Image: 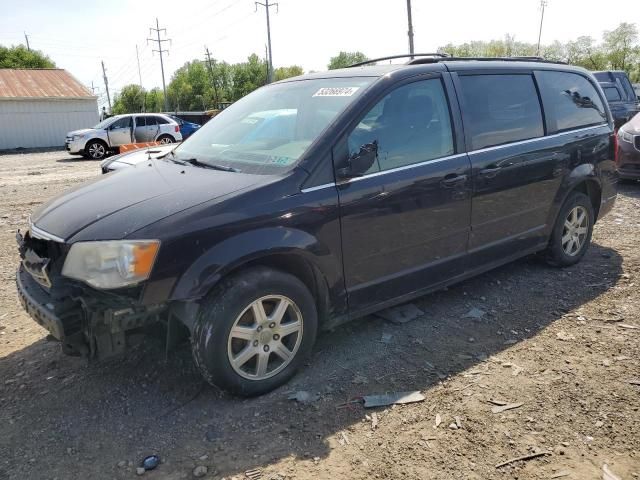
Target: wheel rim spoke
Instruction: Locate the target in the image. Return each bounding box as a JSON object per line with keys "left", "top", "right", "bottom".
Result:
{"left": 278, "top": 320, "right": 301, "bottom": 338}
{"left": 251, "top": 300, "right": 268, "bottom": 324}
{"left": 256, "top": 352, "right": 270, "bottom": 377}
{"left": 231, "top": 346, "right": 256, "bottom": 369}
{"left": 270, "top": 298, "right": 290, "bottom": 325}
{"left": 230, "top": 325, "right": 255, "bottom": 341}
{"left": 273, "top": 342, "right": 293, "bottom": 362}
{"left": 575, "top": 226, "right": 587, "bottom": 235}
{"left": 562, "top": 233, "right": 571, "bottom": 246}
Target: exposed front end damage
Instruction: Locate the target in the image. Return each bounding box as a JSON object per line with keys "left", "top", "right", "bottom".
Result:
{"left": 16, "top": 230, "right": 167, "bottom": 360}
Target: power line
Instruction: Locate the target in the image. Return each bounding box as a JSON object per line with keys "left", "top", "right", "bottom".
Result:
{"left": 255, "top": 0, "right": 278, "bottom": 83}
{"left": 406, "top": 0, "right": 415, "bottom": 58}
{"left": 147, "top": 18, "right": 171, "bottom": 111}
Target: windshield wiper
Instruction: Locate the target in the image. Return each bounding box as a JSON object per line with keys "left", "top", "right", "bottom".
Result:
{"left": 166, "top": 151, "right": 240, "bottom": 172}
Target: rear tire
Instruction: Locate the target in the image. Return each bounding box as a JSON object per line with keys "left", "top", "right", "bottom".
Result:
{"left": 544, "top": 191, "right": 594, "bottom": 267}
{"left": 157, "top": 135, "right": 174, "bottom": 144}
{"left": 191, "top": 267, "right": 318, "bottom": 397}
{"left": 84, "top": 140, "right": 108, "bottom": 160}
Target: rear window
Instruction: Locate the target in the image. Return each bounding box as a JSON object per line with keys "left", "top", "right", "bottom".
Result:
{"left": 536, "top": 71, "right": 607, "bottom": 133}
{"left": 459, "top": 74, "right": 544, "bottom": 150}
{"left": 155, "top": 116, "right": 168, "bottom": 125}
{"left": 603, "top": 86, "right": 622, "bottom": 102}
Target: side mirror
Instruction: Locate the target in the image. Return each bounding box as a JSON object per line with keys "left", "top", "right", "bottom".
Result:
{"left": 337, "top": 141, "right": 378, "bottom": 179}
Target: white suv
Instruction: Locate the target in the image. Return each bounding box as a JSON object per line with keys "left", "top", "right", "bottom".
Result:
{"left": 65, "top": 113, "right": 183, "bottom": 160}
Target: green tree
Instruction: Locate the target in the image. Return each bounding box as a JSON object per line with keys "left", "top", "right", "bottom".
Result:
{"left": 167, "top": 60, "right": 212, "bottom": 111}
{"left": 112, "top": 84, "right": 146, "bottom": 114}
{"left": 603, "top": 23, "right": 640, "bottom": 71}
{"left": 274, "top": 65, "right": 303, "bottom": 81}
{"left": 230, "top": 54, "right": 268, "bottom": 100}
{"left": 0, "top": 44, "right": 55, "bottom": 68}
{"left": 145, "top": 88, "right": 165, "bottom": 112}
{"left": 328, "top": 51, "right": 368, "bottom": 69}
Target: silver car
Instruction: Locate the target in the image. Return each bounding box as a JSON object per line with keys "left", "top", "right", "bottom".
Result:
{"left": 65, "top": 113, "right": 183, "bottom": 160}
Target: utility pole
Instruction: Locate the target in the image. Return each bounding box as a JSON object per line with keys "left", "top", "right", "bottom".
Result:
{"left": 536, "top": 0, "right": 548, "bottom": 56}
{"left": 24, "top": 32, "right": 30, "bottom": 51}
{"left": 204, "top": 46, "right": 220, "bottom": 107}
{"left": 255, "top": 0, "right": 278, "bottom": 83}
{"left": 406, "top": 0, "right": 415, "bottom": 58}
{"left": 148, "top": 18, "right": 170, "bottom": 111}
{"left": 101, "top": 60, "right": 112, "bottom": 113}
{"left": 90, "top": 81, "right": 99, "bottom": 95}
{"left": 136, "top": 44, "right": 146, "bottom": 112}
{"left": 264, "top": 44, "right": 269, "bottom": 84}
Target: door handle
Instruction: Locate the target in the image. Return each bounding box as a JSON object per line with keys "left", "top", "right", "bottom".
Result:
{"left": 479, "top": 166, "right": 502, "bottom": 178}
{"left": 441, "top": 173, "right": 467, "bottom": 187}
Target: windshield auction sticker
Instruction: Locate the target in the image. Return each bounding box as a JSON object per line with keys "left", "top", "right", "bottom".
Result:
{"left": 313, "top": 87, "right": 360, "bottom": 97}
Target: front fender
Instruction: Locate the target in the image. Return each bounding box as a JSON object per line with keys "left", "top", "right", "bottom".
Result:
{"left": 170, "top": 227, "right": 342, "bottom": 302}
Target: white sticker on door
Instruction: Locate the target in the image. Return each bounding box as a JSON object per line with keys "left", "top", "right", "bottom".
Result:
{"left": 312, "top": 87, "right": 360, "bottom": 97}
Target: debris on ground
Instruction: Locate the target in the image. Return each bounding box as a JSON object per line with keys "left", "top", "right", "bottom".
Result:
{"left": 338, "top": 431, "right": 350, "bottom": 446}
{"left": 193, "top": 465, "right": 208, "bottom": 478}
{"left": 245, "top": 468, "right": 262, "bottom": 479}
{"left": 618, "top": 323, "right": 639, "bottom": 330}
{"left": 380, "top": 333, "right": 393, "bottom": 344}
{"left": 375, "top": 303, "right": 424, "bottom": 324}
{"left": 602, "top": 464, "right": 622, "bottom": 480}
{"left": 136, "top": 467, "right": 146, "bottom": 476}
{"left": 435, "top": 413, "right": 442, "bottom": 427}
{"left": 556, "top": 331, "right": 575, "bottom": 341}
{"left": 494, "top": 451, "right": 551, "bottom": 468}
{"left": 491, "top": 402, "right": 524, "bottom": 414}
{"left": 462, "top": 307, "right": 486, "bottom": 320}
{"left": 550, "top": 470, "right": 571, "bottom": 478}
{"left": 141, "top": 455, "right": 160, "bottom": 471}
{"left": 370, "top": 412, "right": 379, "bottom": 430}
{"left": 287, "top": 391, "right": 319, "bottom": 403}
{"left": 362, "top": 391, "right": 425, "bottom": 408}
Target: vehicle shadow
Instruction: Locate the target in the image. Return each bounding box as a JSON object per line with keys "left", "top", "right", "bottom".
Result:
{"left": 0, "top": 242, "right": 623, "bottom": 480}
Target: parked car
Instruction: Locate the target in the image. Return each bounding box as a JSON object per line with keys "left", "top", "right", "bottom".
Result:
{"left": 17, "top": 56, "right": 617, "bottom": 396}
{"left": 617, "top": 112, "right": 640, "bottom": 180}
{"left": 100, "top": 144, "right": 175, "bottom": 173}
{"left": 169, "top": 115, "right": 201, "bottom": 139}
{"left": 65, "top": 113, "right": 183, "bottom": 160}
{"left": 593, "top": 70, "right": 640, "bottom": 129}
{"left": 102, "top": 110, "right": 297, "bottom": 172}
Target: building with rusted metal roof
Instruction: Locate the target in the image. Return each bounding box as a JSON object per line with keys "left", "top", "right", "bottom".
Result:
{"left": 0, "top": 68, "right": 98, "bottom": 149}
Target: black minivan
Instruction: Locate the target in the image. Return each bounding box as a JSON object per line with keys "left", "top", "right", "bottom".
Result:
{"left": 17, "top": 56, "right": 617, "bottom": 396}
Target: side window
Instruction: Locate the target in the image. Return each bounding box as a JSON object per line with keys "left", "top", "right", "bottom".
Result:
{"left": 536, "top": 71, "right": 607, "bottom": 133}
{"left": 603, "top": 86, "right": 621, "bottom": 102}
{"left": 111, "top": 116, "right": 132, "bottom": 129}
{"left": 156, "top": 116, "right": 170, "bottom": 125}
{"left": 146, "top": 116, "right": 158, "bottom": 126}
{"left": 134, "top": 116, "right": 146, "bottom": 127}
{"left": 347, "top": 78, "right": 454, "bottom": 173}
{"left": 458, "top": 74, "right": 544, "bottom": 150}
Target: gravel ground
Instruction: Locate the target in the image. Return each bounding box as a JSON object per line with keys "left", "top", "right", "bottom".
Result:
{"left": 0, "top": 150, "right": 638, "bottom": 480}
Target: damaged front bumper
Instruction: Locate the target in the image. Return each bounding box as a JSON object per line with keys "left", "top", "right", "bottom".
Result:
{"left": 16, "top": 265, "right": 167, "bottom": 359}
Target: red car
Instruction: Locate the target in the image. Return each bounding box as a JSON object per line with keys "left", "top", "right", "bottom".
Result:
{"left": 618, "top": 113, "right": 640, "bottom": 180}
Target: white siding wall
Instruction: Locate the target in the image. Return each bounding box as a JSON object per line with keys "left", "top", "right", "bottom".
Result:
{"left": 0, "top": 99, "right": 98, "bottom": 149}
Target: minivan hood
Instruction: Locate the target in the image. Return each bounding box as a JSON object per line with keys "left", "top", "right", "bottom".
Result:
{"left": 30, "top": 159, "right": 267, "bottom": 242}
{"left": 67, "top": 128, "right": 97, "bottom": 137}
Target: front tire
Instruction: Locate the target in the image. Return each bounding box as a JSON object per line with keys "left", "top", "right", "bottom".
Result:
{"left": 191, "top": 267, "right": 318, "bottom": 396}
{"left": 84, "top": 140, "right": 108, "bottom": 160}
{"left": 545, "top": 191, "right": 594, "bottom": 267}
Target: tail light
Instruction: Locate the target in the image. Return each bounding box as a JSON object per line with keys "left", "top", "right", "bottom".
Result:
{"left": 175, "top": 125, "right": 180, "bottom": 133}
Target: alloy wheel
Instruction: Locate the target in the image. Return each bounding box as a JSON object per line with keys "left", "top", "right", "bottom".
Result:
{"left": 227, "top": 295, "right": 303, "bottom": 380}
{"left": 88, "top": 143, "right": 105, "bottom": 159}
{"left": 561, "top": 205, "right": 589, "bottom": 256}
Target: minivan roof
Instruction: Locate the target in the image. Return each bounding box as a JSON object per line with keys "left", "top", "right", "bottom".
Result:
{"left": 282, "top": 59, "right": 591, "bottom": 83}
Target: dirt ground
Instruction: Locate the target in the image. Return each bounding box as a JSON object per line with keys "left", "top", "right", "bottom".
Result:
{"left": 0, "top": 150, "right": 638, "bottom": 480}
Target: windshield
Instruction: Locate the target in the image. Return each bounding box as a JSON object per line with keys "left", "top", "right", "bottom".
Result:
{"left": 92, "top": 117, "right": 118, "bottom": 129}
{"left": 172, "top": 77, "right": 374, "bottom": 174}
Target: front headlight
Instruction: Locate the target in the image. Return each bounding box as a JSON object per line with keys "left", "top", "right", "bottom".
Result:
{"left": 62, "top": 240, "right": 160, "bottom": 289}
{"left": 72, "top": 134, "right": 85, "bottom": 141}
{"left": 619, "top": 129, "right": 633, "bottom": 143}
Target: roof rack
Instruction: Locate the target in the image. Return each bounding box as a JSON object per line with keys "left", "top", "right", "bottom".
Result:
{"left": 407, "top": 55, "right": 567, "bottom": 65}
{"left": 348, "top": 54, "right": 567, "bottom": 68}
{"left": 348, "top": 53, "right": 449, "bottom": 68}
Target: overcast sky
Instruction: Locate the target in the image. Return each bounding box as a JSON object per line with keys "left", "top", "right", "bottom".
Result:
{"left": 1, "top": 0, "right": 638, "bottom": 109}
